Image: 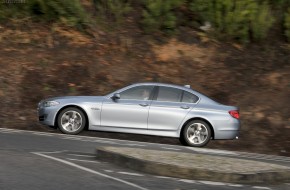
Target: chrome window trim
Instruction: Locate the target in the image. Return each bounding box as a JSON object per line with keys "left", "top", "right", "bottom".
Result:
{"left": 105, "top": 83, "right": 200, "bottom": 104}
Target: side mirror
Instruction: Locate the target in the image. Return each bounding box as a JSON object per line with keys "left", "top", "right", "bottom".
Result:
{"left": 111, "top": 93, "right": 120, "bottom": 100}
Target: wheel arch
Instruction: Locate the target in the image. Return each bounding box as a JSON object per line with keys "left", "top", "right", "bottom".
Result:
{"left": 54, "top": 105, "right": 89, "bottom": 130}
{"left": 180, "top": 117, "right": 215, "bottom": 139}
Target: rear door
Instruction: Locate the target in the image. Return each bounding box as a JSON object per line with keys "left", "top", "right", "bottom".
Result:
{"left": 148, "top": 86, "right": 198, "bottom": 131}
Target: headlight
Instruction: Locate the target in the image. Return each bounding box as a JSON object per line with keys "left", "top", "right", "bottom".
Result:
{"left": 43, "top": 101, "right": 59, "bottom": 107}
{"left": 38, "top": 101, "right": 43, "bottom": 107}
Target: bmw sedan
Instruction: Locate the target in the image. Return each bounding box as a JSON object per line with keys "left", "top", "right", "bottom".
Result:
{"left": 37, "top": 83, "right": 240, "bottom": 147}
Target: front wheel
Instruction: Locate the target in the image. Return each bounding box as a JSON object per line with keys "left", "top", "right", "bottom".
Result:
{"left": 180, "top": 120, "right": 211, "bottom": 147}
{"left": 57, "top": 107, "right": 86, "bottom": 135}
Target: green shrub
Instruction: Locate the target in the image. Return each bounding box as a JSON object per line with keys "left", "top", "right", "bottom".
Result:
{"left": 285, "top": 8, "right": 290, "bottom": 41}
{"left": 190, "top": 0, "right": 274, "bottom": 42}
{"left": 250, "top": 2, "right": 274, "bottom": 40}
{"left": 94, "top": 0, "right": 132, "bottom": 26}
{"left": 269, "top": 0, "right": 289, "bottom": 8}
{"left": 28, "top": 0, "right": 88, "bottom": 27}
{"left": 141, "top": 0, "right": 184, "bottom": 33}
{"left": 0, "top": 3, "right": 29, "bottom": 21}
{"left": 0, "top": 0, "right": 88, "bottom": 28}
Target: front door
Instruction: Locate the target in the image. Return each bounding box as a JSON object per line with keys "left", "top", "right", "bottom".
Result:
{"left": 101, "top": 85, "right": 154, "bottom": 129}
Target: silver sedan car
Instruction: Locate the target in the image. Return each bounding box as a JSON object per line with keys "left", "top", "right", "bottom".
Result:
{"left": 38, "top": 83, "right": 240, "bottom": 147}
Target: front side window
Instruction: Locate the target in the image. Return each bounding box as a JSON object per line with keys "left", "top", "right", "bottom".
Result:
{"left": 182, "top": 91, "right": 199, "bottom": 103}
{"left": 119, "top": 86, "right": 154, "bottom": 100}
{"left": 156, "top": 86, "right": 182, "bottom": 102}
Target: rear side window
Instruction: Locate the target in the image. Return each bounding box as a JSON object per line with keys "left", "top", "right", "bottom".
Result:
{"left": 182, "top": 91, "right": 199, "bottom": 103}
{"left": 156, "top": 86, "right": 182, "bottom": 102}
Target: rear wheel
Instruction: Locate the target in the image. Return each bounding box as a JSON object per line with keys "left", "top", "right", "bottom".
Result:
{"left": 180, "top": 120, "right": 211, "bottom": 147}
{"left": 57, "top": 107, "right": 86, "bottom": 135}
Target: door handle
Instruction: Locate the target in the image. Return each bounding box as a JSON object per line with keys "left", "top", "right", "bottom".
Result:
{"left": 139, "top": 103, "right": 149, "bottom": 107}
{"left": 180, "top": 105, "right": 190, "bottom": 109}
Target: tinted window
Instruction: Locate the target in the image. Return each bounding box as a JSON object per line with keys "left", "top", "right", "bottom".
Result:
{"left": 157, "top": 86, "right": 182, "bottom": 102}
{"left": 120, "top": 86, "right": 154, "bottom": 100}
{"left": 182, "top": 91, "right": 199, "bottom": 103}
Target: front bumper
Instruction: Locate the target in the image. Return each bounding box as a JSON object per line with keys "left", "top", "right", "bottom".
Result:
{"left": 37, "top": 106, "right": 59, "bottom": 126}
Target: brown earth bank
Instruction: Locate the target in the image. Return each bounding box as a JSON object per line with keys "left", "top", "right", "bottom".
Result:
{"left": 0, "top": 19, "right": 289, "bottom": 156}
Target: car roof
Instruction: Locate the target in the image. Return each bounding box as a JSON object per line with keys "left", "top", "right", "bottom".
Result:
{"left": 132, "top": 82, "right": 191, "bottom": 91}
{"left": 107, "top": 82, "right": 195, "bottom": 96}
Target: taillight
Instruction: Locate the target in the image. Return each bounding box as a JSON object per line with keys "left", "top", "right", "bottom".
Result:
{"left": 229, "top": 110, "right": 240, "bottom": 119}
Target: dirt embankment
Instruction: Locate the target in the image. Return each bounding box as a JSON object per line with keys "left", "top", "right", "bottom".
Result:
{"left": 0, "top": 20, "right": 289, "bottom": 156}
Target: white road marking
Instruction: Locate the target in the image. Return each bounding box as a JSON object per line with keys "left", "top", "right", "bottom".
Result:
{"left": 2, "top": 128, "right": 290, "bottom": 163}
{"left": 35, "top": 150, "right": 68, "bottom": 154}
{"left": 77, "top": 139, "right": 96, "bottom": 142}
{"left": 117, "top": 172, "right": 144, "bottom": 176}
{"left": 93, "top": 140, "right": 118, "bottom": 144}
{"left": 252, "top": 186, "right": 271, "bottom": 190}
{"left": 0, "top": 131, "right": 20, "bottom": 134}
{"left": 178, "top": 179, "right": 197, "bottom": 184}
{"left": 104, "top": 170, "right": 114, "bottom": 173}
{"left": 68, "top": 154, "right": 96, "bottom": 158}
{"left": 32, "top": 152, "right": 149, "bottom": 190}
{"left": 65, "top": 137, "right": 119, "bottom": 145}
{"left": 0, "top": 128, "right": 10, "bottom": 130}
{"left": 0, "top": 128, "right": 21, "bottom": 132}
{"left": 199, "top": 181, "right": 226, "bottom": 186}
{"left": 32, "top": 132, "right": 54, "bottom": 136}
{"left": 61, "top": 137, "right": 83, "bottom": 140}
{"left": 32, "top": 131, "right": 56, "bottom": 135}
{"left": 162, "top": 177, "right": 244, "bottom": 188}
{"left": 0, "top": 129, "right": 22, "bottom": 133}
{"left": 161, "top": 147, "right": 181, "bottom": 151}
{"left": 66, "top": 158, "right": 99, "bottom": 163}
{"left": 0, "top": 127, "right": 173, "bottom": 148}
{"left": 155, "top": 176, "right": 179, "bottom": 180}
{"left": 227, "top": 183, "right": 244, "bottom": 187}
{"left": 176, "top": 178, "right": 244, "bottom": 187}
{"left": 124, "top": 144, "right": 146, "bottom": 147}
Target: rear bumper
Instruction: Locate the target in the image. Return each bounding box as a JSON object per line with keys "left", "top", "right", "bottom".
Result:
{"left": 215, "top": 130, "right": 240, "bottom": 140}
{"left": 214, "top": 119, "right": 240, "bottom": 140}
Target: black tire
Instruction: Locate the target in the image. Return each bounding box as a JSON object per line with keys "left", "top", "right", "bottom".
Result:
{"left": 180, "top": 120, "right": 211, "bottom": 147}
{"left": 57, "top": 107, "right": 86, "bottom": 135}
{"left": 179, "top": 134, "right": 188, "bottom": 146}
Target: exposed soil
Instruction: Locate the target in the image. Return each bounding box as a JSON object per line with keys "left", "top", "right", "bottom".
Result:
{"left": 0, "top": 16, "right": 289, "bottom": 156}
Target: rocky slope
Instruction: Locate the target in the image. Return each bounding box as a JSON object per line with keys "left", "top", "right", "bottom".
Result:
{"left": 0, "top": 19, "right": 289, "bottom": 156}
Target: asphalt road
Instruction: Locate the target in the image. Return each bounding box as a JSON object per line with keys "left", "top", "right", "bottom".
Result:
{"left": 0, "top": 127, "right": 290, "bottom": 190}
